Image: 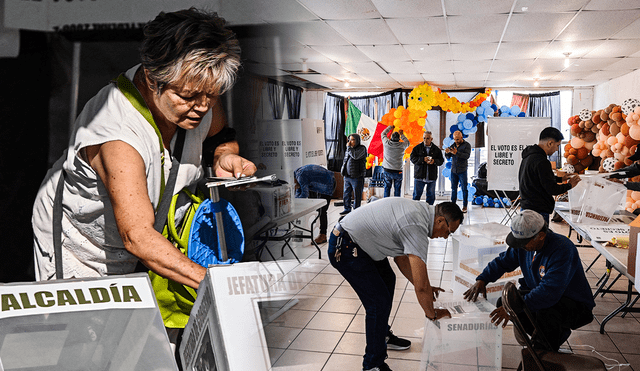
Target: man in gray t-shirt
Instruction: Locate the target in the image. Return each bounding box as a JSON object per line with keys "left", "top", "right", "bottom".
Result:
{"left": 328, "top": 198, "right": 463, "bottom": 371}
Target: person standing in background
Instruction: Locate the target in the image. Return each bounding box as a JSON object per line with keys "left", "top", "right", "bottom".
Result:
{"left": 410, "top": 131, "right": 444, "bottom": 205}
{"left": 340, "top": 133, "right": 367, "bottom": 215}
{"left": 381, "top": 126, "right": 410, "bottom": 197}
{"left": 294, "top": 164, "right": 336, "bottom": 244}
{"left": 445, "top": 130, "right": 471, "bottom": 212}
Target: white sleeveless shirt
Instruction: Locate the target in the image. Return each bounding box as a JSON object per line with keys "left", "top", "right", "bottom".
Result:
{"left": 32, "top": 65, "right": 211, "bottom": 280}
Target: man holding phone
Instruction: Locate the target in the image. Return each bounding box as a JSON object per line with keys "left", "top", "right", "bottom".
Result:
{"left": 411, "top": 131, "right": 444, "bottom": 205}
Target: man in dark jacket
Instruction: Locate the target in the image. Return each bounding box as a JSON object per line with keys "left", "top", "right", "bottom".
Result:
{"left": 410, "top": 131, "right": 444, "bottom": 205}
{"left": 340, "top": 133, "right": 367, "bottom": 215}
{"left": 445, "top": 130, "right": 471, "bottom": 212}
{"left": 519, "top": 127, "right": 580, "bottom": 224}
{"left": 464, "top": 210, "right": 595, "bottom": 352}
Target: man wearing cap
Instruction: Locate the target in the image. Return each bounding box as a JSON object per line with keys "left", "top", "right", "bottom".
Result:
{"left": 519, "top": 127, "right": 580, "bottom": 224}
{"left": 328, "top": 199, "right": 463, "bottom": 371}
{"left": 463, "top": 210, "right": 595, "bottom": 352}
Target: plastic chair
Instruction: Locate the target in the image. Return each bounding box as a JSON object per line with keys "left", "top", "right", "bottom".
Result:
{"left": 501, "top": 282, "right": 606, "bottom": 371}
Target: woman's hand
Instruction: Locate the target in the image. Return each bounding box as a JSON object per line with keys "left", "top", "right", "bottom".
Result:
{"left": 214, "top": 153, "right": 257, "bottom": 178}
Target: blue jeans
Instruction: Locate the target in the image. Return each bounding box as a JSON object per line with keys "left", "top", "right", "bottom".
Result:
{"left": 450, "top": 170, "right": 468, "bottom": 207}
{"left": 343, "top": 176, "right": 364, "bottom": 211}
{"left": 328, "top": 231, "right": 395, "bottom": 370}
{"left": 383, "top": 170, "right": 402, "bottom": 197}
{"left": 413, "top": 179, "right": 436, "bottom": 205}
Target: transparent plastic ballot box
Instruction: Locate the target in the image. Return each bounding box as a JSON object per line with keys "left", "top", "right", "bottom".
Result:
{"left": 452, "top": 269, "right": 520, "bottom": 307}
{"left": 179, "top": 259, "right": 329, "bottom": 371}
{"left": 452, "top": 223, "right": 522, "bottom": 275}
{"left": 421, "top": 299, "right": 502, "bottom": 371}
{"left": 0, "top": 273, "right": 177, "bottom": 371}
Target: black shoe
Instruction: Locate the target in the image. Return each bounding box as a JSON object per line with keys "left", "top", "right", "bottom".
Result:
{"left": 339, "top": 209, "right": 351, "bottom": 215}
{"left": 386, "top": 330, "right": 411, "bottom": 350}
{"left": 363, "top": 363, "right": 392, "bottom": 371}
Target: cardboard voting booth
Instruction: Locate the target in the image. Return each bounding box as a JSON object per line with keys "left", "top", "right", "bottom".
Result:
{"left": 452, "top": 223, "right": 522, "bottom": 305}
{"left": 179, "top": 259, "right": 327, "bottom": 371}
{"left": 0, "top": 274, "right": 177, "bottom": 371}
{"left": 421, "top": 299, "right": 502, "bottom": 371}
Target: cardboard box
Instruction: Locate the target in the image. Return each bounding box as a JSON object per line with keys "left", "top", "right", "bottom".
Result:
{"left": 252, "top": 185, "right": 291, "bottom": 219}
{"left": 629, "top": 217, "right": 640, "bottom": 279}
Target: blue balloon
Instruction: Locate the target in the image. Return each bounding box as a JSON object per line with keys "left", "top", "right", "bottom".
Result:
{"left": 466, "top": 113, "right": 475, "bottom": 120}
{"left": 481, "top": 100, "right": 491, "bottom": 108}
{"left": 500, "top": 105, "right": 509, "bottom": 113}
{"left": 491, "top": 104, "right": 498, "bottom": 111}
{"left": 445, "top": 161, "right": 452, "bottom": 169}
{"left": 463, "top": 119, "right": 473, "bottom": 129}
{"left": 494, "top": 203, "right": 501, "bottom": 208}
{"left": 442, "top": 168, "right": 451, "bottom": 178}
{"left": 450, "top": 125, "right": 458, "bottom": 133}
{"left": 518, "top": 112, "right": 526, "bottom": 117}
{"left": 474, "top": 197, "right": 483, "bottom": 205}
{"left": 457, "top": 114, "right": 466, "bottom": 123}
{"left": 476, "top": 106, "right": 484, "bottom": 115}
{"left": 457, "top": 123, "right": 465, "bottom": 131}
{"left": 483, "top": 201, "right": 489, "bottom": 207}
{"left": 500, "top": 112, "right": 509, "bottom": 117}
{"left": 469, "top": 185, "right": 476, "bottom": 195}
{"left": 462, "top": 128, "right": 471, "bottom": 135}
{"left": 469, "top": 126, "right": 478, "bottom": 134}
{"left": 457, "top": 190, "right": 464, "bottom": 199}
{"left": 485, "top": 108, "right": 494, "bottom": 116}
{"left": 443, "top": 137, "right": 453, "bottom": 147}
{"left": 478, "top": 114, "right": 487, "bottom": 122}
{"left": 510, "top": 105, "right": 521, "bottom": 115}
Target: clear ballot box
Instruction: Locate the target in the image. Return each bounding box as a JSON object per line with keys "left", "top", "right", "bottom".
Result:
{"left": 421, "top": 299, "right": 502, "bottom": 371}
{"left": 0, "top": 274, "right": 177, "bottom": 371}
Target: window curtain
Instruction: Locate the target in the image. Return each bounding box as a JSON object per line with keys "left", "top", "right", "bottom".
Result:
{"left": 511, "top": 93, "right": 530, "bottom": 114}
{"left": 323, "top": 93, "right": 346, "bottom": 171}
{"left": 529, "top": 91, "right": 561, "bottom": 164}
{"left": 267, "top": 82, "right": 285, "bottom": 119}
{"left": 284, "top": 85, "right": 302, "bottom": 119}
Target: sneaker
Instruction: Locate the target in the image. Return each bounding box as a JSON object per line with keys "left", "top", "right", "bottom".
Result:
{"left": 339, "top": 209, "right": 351, "bottom": 215}
{"left": 386, "top": 330, "right": 411, "bottom": 350}
{"left": 364, "top": 363, "right": 392, "bottom": 371}
{"left": 462, "top": 207, "right": 468, "bottom": 213}
{"left": 314, "top": 234, "right": 327, "bottom": 244}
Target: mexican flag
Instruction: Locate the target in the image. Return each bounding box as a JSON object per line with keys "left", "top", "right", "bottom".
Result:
{"left": 345, "top": 101, "right": 378, "bottom": 149}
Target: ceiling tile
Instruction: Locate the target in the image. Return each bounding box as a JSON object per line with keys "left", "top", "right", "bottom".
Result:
{"left": 340, "top": 62, "right": 387, "bottom": 74}
{"left": 447, "top": 14, "right": 509, "bottom": 43}
{"left": 443, "top": 0, "right": 513, "bottom": 15}
{"left": 254, "top": 45, "right": 334, "bottom": 64}
{"left": 271, "top": 22, "right": 349, "bottom": 46}
{"left": 371, "top": 0, "right": 443, "bottom": 18}
{"left": 495, "top": 41, "right": 550, "bottom": 60}
{"left": 526, "top": 59, "right": 565, "bottom": 73}
{"left": 454, "top": 72, "right": 488, "bottom": 81}
{"left": 221, "top": 0, "right": 318, "bottom": 25}
{"left": 612, "top": 18, "right": 640, "bottom": 40}
{"left": 389, "top": 73, "right": 425, "bottom": 83}
{"left": 326, "top": 19, "right": 398, "bottom": 45}
{"left": 538, "top": 40, "right": 604, "bottom": 59}
{"left": 403, "top": 44, "right": 451, "bottom": 61}
{"left": 502, "top": 13, "right": 576, "bottom": 42}
{"left": 550, "top": 71, "right": 593, "bottom": 80}
{"left": 453, "top": 60, "right": 493, "bottom": 73}
{"left": 490, "top": 59, "right": 535, "bottom": 72}
{"left": 565, "top": 58, "right": 622, "bottom": 71}
{"left": 421, "top": 73, "right": 455, "bottom": 81}
{"left": 305, "top": 62, "right": 351, "bottom": 75}
{"left": 583, "top": 39, "right": 640, "bottom": 58}
{"left": 243, "top": 62, "right": 289, "bottom": 76}
{"left": 451, "top": 81, "right": 487, "bottom": 88}
{"left": 296, "top": 0, "right": 380, "bottom": 20}
{"left": 357, "top": 45, "right": 411, "bottom": 62}
{"left": 358, "top": 73, "right": 396, "bottom": 83}
{"left": 386, "top": 17, "right": 448, "bottom": 44}
{"left": 585, "top": 0, "right": 640, "bottom": 10}
{"left": 293, "top": 74, "right": 340, "bottom": 83}
{"left": 516, "top": 0, "right": 590, "bottom": 13}
{"left": 583, "top": 69, "right": 635, "bottom": 81}
{"left": 311, "top": 45, "right": 371, "bottom": 63}
{"left": 413, "top": 61, "right": 455, "bottom": 74}
{"left": 487, "top": 72, "right": 525, "bottom": 81}
{"left": 601, "top": 57, "right": 640, "bottom": 71}
{"left": 379, "top": 61, "right": 420, "bottom": 74}
{"left": 557, "top": 10, "right": 640, "bottom": 41}
{"left": 450, "top": 43, "right": 499, "bottom": 60}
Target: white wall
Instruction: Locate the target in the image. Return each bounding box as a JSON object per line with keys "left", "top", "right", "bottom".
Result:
{"left": 594, "top": 69, "right": 640, "bottom": 109}
{"left": 572, "top": 88, "right": 593, "bottom": 115}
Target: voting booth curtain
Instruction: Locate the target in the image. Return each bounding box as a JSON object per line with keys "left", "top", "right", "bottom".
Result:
{"left": 528, "top": 91, "right": 561, "bottom": 164}
{"left": 322, "top": 89, "right": 407, "bottom": 172}
{"left": 267, "top": 80, "right": 302, "bottom": 120}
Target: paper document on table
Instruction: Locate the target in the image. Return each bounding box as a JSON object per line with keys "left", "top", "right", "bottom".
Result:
{"left": 584, "top": 225, "right": 630, "bottom": 241}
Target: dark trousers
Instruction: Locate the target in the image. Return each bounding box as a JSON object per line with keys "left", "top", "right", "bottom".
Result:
{"left": 328, "top": 229, "right": 395, "bottom": 369}
{"left": 383, "top": 170, "right": 403, "bottom": 197}
{"left": 309, "top": 191, "right": 332, "bottom": 234}
{"left": 497, "top": 290, "right": 593, "bottom": 351}
{"left": 413, "top": 179, "right": 436, "bottom": 205}
{"left": 450, "top": 170, "right": 468, "bottom": 207}
{"left": 343, "top": 176, "right": 364, "bottom": 211}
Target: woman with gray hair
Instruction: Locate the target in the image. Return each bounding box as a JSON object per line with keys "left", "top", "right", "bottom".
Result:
{"left": 32, "top": 9, "right": 255, "bottom": 301}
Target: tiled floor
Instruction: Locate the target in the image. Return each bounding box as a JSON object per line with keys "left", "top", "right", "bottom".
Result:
{"left": 257, "top": 197, "right": 640, "bottom": 370}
